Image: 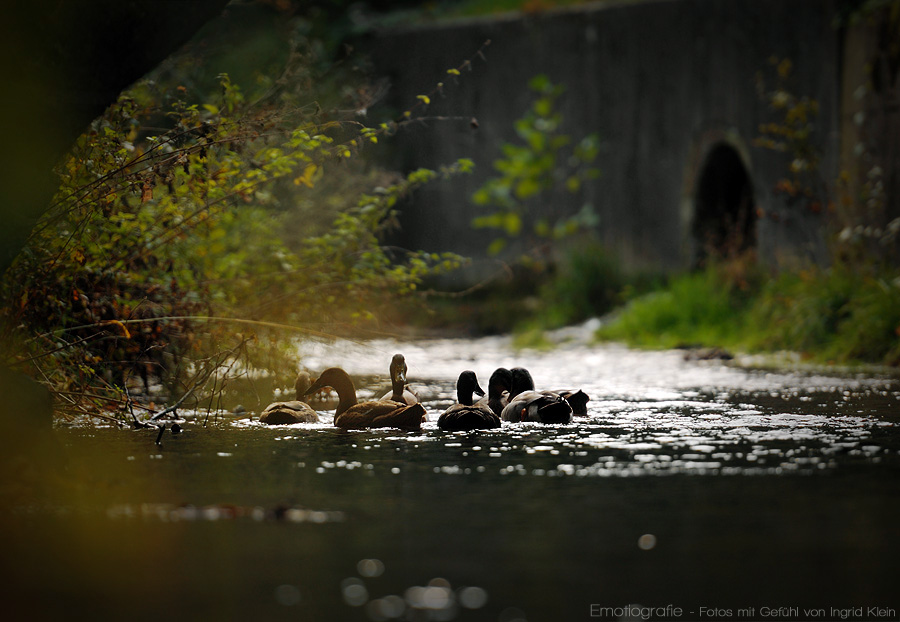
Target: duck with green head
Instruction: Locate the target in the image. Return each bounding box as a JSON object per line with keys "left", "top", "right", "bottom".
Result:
{"left": 501, "top": 367, "right": 573, "bottom": 424}
{"left": 509, "top": 367, "right": 589, "bottom": 416}
{"left": 476, "top": 367, "right": 513, "bottom": 416}
{"left": 439, "top": 370, "right": 501, "bottom": 431}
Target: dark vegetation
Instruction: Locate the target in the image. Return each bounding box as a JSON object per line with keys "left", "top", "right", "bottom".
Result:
{"left": 0, "top": 1, "right": 477, "bottom": 422}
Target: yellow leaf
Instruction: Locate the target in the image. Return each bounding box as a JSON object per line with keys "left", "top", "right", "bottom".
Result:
{"left": 294, "top": 163, "right": 318, "bottom": 188}
{"left": 103, "top": 320, "right": 131, "bottom": 339}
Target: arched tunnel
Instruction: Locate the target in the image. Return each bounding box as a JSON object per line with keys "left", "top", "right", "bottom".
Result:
{"left": 691, "top": 143, "right": 757, "bottom": 265}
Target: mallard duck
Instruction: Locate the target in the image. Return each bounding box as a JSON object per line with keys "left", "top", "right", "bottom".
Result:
{"left": 502, "top": 367, "right": 572, "bottom": 423}
{"left": 510, "top": 367, "right": 590, "bottom": 416}
{"left": 378, "top": 353, "right": 418, "bottom": 404}
{"left": 439, "top": 370, "right": 501, "bottom": 431}
{"left": 476, "top": 367, "right": 513, "bottom": 416}
{"left": 558, "top": 389, "right": 589, "bottom": 416}
{"left": 304, "top": 367, "right": 426, "bottom": 430}
{"left": 500, "top": 389, "right": 573, "bottom": 424}
{"left": 260, "top": 371, "right": 319, "bottom": 424}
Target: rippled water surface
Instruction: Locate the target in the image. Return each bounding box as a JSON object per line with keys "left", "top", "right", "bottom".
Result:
{"left": 4, "top": 328, "right": 900, "bottom": 621}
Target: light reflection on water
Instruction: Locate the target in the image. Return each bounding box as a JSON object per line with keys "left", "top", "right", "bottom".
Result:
{"left": 7, "top": 328, "right": 900, "bottom": 621}
{"left": 271, "top": 328, "right": 899, "bottom": 479}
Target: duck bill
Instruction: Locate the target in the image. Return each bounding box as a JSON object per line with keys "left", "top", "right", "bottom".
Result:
{"left": 303, "top": 379, "right": 323, "bottom": 397}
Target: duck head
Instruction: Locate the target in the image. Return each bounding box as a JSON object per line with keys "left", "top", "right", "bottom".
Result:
{"left": 388, "top": 353, "right": 411, "bottom": 401}
{"left": 510, "top": 367, "right": 535, "bottom": 397}
{"left": 456, "top": 370, "right": 485, "bottom": 406}
{"left": 294, "top": 371, "right": 312, "bottom": 400}
{"left": 390, "top": 353, "right": 408, "bottom": 387}
{"left": 487, "top": 368, "right": 512, "bottom": 400}
{"left": 303, "top": 367, "right": 358, "bottom": 415}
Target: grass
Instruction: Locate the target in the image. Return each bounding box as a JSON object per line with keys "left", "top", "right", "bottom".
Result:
{"left": 392, "top": 236, "right": 900, "bottom": 368}
{"left": 596, "top": 258, "right": 900, "bottom": 367}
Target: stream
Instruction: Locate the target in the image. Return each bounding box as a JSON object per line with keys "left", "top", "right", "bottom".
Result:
{"left": 2, "top": 323, "right": 899, "bottom": 622}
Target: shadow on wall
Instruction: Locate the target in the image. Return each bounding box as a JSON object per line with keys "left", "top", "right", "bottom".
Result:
{"left": 691, "top": 142, "right": 757, "bottom": 266}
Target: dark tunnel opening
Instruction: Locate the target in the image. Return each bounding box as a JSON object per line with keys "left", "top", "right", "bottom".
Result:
{"left": 692, "top": 143, "right": 756, "bottom": 266}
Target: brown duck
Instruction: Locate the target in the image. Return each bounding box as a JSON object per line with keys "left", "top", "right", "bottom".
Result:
{"left": 304, "top": 363, "right": 426, "bottom": 430}
{"left": 259, "top": 371, "right": 319, "bottom": 424}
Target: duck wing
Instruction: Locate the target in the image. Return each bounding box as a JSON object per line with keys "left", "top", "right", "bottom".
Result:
{"left": 260, "top": 401, "right": 319, "bottom": 424}
{"left": 477, "top": 391, "right": 508, "bottom": 417}
{"left": 378, "top": 385, "right": 419, "bottom": 405}
{"left": 336, "top": 400, "right": 425, "bottom": 430}
{"left": 438, "top": 403, "right": 501, "bottom": 431}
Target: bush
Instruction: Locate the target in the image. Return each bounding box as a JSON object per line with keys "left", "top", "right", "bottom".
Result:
{"left": 0, "top": 37, "right": 470, "bottom": 418}
{"left": 534, "top": 241, "right": 624, "bottom": 328}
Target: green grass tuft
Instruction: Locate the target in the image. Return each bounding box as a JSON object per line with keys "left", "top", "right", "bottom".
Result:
{"left": 597, "top": 260, "right": 900, "bottom": 366}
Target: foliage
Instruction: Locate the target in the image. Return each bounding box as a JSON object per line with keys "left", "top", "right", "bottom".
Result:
{"left": 531, "top": 241, "right": 625, "bottom": 328}
{"left": 755, "top": 55, "right": 900, "bottom": 265}
{"left": 471, "top": 74, "right": 600, "bottom": 262}
{"left": 596, "top": 258, "right": 759, "bottom": 351}
{"left": 0, "top": 39, "right": 471, "bottom": 419}
{"left": 754, "top": 57, "right": 830, "bottom": 223}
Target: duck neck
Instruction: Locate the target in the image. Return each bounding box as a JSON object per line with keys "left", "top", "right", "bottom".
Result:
{"left": 458, "top": 386, "right": 474, "bottom": 406}
{"left": 389, "top": 382, "right": 405, "bottom": 402}
{"left": 326, "top": 372, "right": 358, "bottom": 417}
{"left": 294, "top": 374, "right": 311, "bottom": 402}
{"left": 510, "top": 368, "right": 534, "bottom": 398}
{"left": 389, "top": 358, "right": 407, "bottom": 402}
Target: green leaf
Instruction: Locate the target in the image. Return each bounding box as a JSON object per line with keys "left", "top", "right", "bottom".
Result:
{"left": 487, "top": 238, "right": 507, "bottom": 255}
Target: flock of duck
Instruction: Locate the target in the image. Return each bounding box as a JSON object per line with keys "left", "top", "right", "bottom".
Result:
{"left": 259, "top": 353, "right": 590, "bottom": 431}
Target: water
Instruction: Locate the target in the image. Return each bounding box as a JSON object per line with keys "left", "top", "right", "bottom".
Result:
{"left": 2, "top": 325, "right": 899, "bottom": 621}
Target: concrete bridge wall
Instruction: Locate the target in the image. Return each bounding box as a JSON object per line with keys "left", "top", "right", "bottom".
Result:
{"left": 367, "top": 0, "right": 841, "bottom": 284}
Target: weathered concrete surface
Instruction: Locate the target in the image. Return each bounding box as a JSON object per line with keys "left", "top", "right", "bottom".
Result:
{"left": 368, "top": 0, "right": 841, "bottom": 284}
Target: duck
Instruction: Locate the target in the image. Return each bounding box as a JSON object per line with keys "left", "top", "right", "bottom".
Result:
{"left": 476, "top": 367, "right": 513, "bottom": 416}
{"left": 378, "top": 353, "right": 419, "bottom": 404}
{"left": 509, "top": 367, "right": 590, "bottom": 416}
{"left": 259, "top": 371, "right": 320, "bottom": 424}
{"left": 501, "top": 367, "right": 572, "bottom": 424}
{"left": 296, "top": 370, "right": 339, "bottom": 410}
{"left": 438, "top": 370, "right": 501, "bottom": 431}
{"left": 304, "top": 366, "right": 426, "bottom": 430}
{"left": 501, "top": 389, "right": 573, "bottom": 424}
{"left": 558, "top": 389, "right": 590, "bottom": 416}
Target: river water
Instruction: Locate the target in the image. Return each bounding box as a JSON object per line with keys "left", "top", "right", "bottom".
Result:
{"left": 3, "top": 324, "right": 899, "bottom": 622}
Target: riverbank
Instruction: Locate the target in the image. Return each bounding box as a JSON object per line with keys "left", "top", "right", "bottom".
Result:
{"left": 594, "top": 260, "right": 900, "bottom": 369}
